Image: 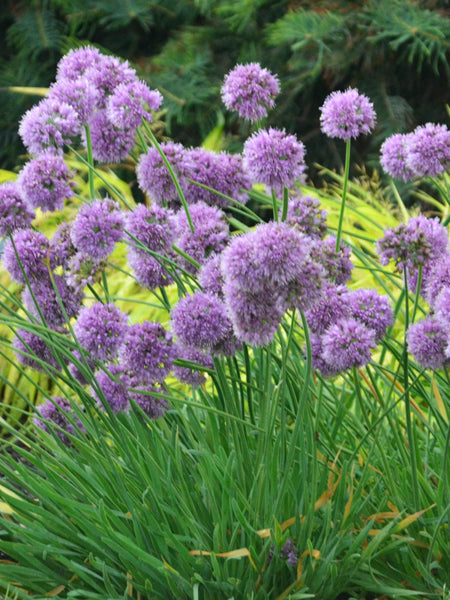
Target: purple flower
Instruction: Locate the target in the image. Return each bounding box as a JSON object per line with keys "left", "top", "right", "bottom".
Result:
{"left": 19, "top": 98, "right": 80, "bottom": 156}
{"left": 68, "top": 350, "right": 96, "bottom": 386}
{"left": 13, "top": 328, "right": 61, "bottom": 373}
{"left": 319, "top": 88, "right": 376, "bottom": 141}
{"left": 47, "top": 78, "right": 100, "bottom": 124}
{"left": 243, "top": 128, "right": 307, "bottom": 194}
{"left": 136, "top": 142, "right": 186, "bottom": 208}
{"left": 2, "top": 229, "right": 49, "bottom": 284}
{"left": 119, "top": 321, "right": 174, "bottom": 384}
{"left": 83, "top": 54, "right": 138, "bottom": 109}
{"left": 49, "top": 222, "right": 77, "bottom": 270}
{"left": 282, "top": 193, "right": 327, "bottom": 239}
{"left": 198, "top": 253, "right": 225, "bottom": 298}
{"left": 380, "top": 133, "right": 416, "bottom": 182}
{"left": 93, "top": 365, "right": 130, "bottom": 413}
{"left": 174, "top": 202, "right": 229, "bottom": 272}
{"left": 310, "top": 236, "right": 353, "bottom": 285}
{"left": 71, "top": 198, "right": 124, "bottom": 260}
{"left": 284, "top": 254, "right": 325, "bottom": 312}
{"left": 406, "top": 123, "right": 450, "bottom": 177}
{"left": 309, "top": 332, "right": 341, "bottom": 378}
{"left": 181, "top": 148, "right": 251, "bottom": 208}
{"left": 33, "top": 396, "right": 84, "bottom": 444}
{"left": 223, "top": 279, "right": 285, "bottom": 347}
{"left": 221, "top": 63, "right": 280, "bottom": 121}
{"left": 84, "top": 110, "right": 136, "bottom": 163}
{"left": 321, "top": 318, "right": 376, "bottom": 372}
{"left": 434, "top": 287, "right": 450, "bottom": 326}
{"left": 171, "top": 292, "right": 233, "bottom": 351}
{"left": 107, "top": 81, "right": 163, "bottom": 130}
{"left": 66, "top": 252, "right": 106, "bottom": 291}
{"left": 0, "top": 182, "right": 34, "bottom": 237}
{"left": 423, "top": 255, "right": 450, "bottom": 307}
{"left": 127, "top": 250, "right": 174, "bottom": 290}
{"left": 56, "top": 46, "right": 103, "bottom": 82}
{"left": 17, "top": 153, "right": 74, "bottom": 213}
{"left": 407, "top": 317, "right": 449, "bottom": 370}
{"left": 279, "top": 539, "right": 298, "bottom": 569}
{"left": 128, "top": 379, "right": 168, "bottom": 419}
{"left": 74, "top": 302, "right": 128, "bottom": 362}
{"left": 22, "top": 275, "right": 84, "bottom": 328}
{"left": 173, "top": 344, "right": 214, "bottom": 388}
{"left": 377, "top": 216, "right": 448, "bottom": 274}
{"left": 305, "top": 284, "right": 349, "bottom": 335}
{"left": 344, "top": 288, "right": 394, "bottom": 341}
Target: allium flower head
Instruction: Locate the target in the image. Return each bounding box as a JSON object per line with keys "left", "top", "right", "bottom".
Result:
{"left": 198, "top": 253, "right": 225, "bottom": 298}
{"left": 93, "top": 365, "right": 130, "bottom": 413}
{"left": 33, "top": 396, "right": 84, "bottom": 444}
{"left": 221, "top": 62, "right": 280, "bottom": 121}
{"left": 126, "top": 204, "right": 174, "bottom": 253}
{"left": 174, "top": 202, "right": 229, "bottom": 272}
{"left": 66, "top": 252, "right": 106, "bottom": 291}
{"left": 84, "top": 110, "right": 135, "bottom": 163}
{"left": 136, "top": 141, "right": 186, "bottom": 208}
{"left": 406, "top": 123, "right": 450, "bottom": 177}
{"left": 13, "top": 328, "right": 60, "bottom": 373}
{"left": 74, "top": 302, "right": 128, "bottom": 362}
{"left": 282, "top": 194, "right": 327, "bottom": 239}
{"left": 2, "top": 229, "right": 49, "bottom": 284}
{"left": 243, "top": 128, "right": 307, "bottom": 194}
{"left": 48, "top": 77, "right": 100, "bottom": 124}
{"left": 423, "top": 255, "right": 450, "bottom": 308}
{"left": 345, "top": 288, "right": 394, "bottom": 341}
{"left": 171, "top": 292, "right": 233, "bottom": 351}
{"left": 49, "top": 222, "right": 76, "bottom": 270}
{"left": 83, "top": 54, "right": 138, "bottom": 109}
{"left": 22, "top": 275, "right": 83, "bottom": 328}
{"left": 320, "top": 88, "right": 376, "bottom": 141}
{"left": 119, "top": 321, "right": 174, "bottom": 384}
{"left": 56, "top": 46, "right": 103, "bottom": 82}
{"left": 17, "top": 153, "right": 74, "bottom": 212}
{"left": 128, "top": 380, "right": 168, "bottom": 419}
{"left": 434, "top": 287, "right": 450, "bottom": 326}
{"left": 19, "top": 98, "right": 80, "bottom": 156}
{"left": 407, "top": 317, "right": 449, "bottom": 370}
{"left": 380, "top": 133, "right": 416, "bottom": 182}
{"left": 173, "top": 343, "right": 214, "bottom": 388}
{"left": 311, "top": 237, "right": 353, "bottom": 285}
{"left": 377, "top": 216, "right": 448, "bottom": 274}
{"left": 321, "top": 318, "right": 376, "bottom": 372}
{"left": 127, "top": 250, "right": 173, "bottom": 290}
{"left": 309, "top": 332, "right": 341, "bottom": 378}
{"left": 69, "top": 350, "right": 96, "bottom": 386}
{"left": 71, "top": 198, "right": 124, "bottom": 260}
{"left": 0, "top": 181, "right": 34, "bottom": 237}
{"left": 305, "top": 284, "right": 349, "bottom": 335}
{"left": 107, "top": 81, "right": 163, "bottom": 130}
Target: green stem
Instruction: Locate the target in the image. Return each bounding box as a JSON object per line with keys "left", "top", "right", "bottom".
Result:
{"left": 281, "top": 186, "right": 289, "bottom": 221}
{"left": 411, "top": 265, "right": 422, "bottom": 324}
{"left": 142, "top": 120, "right": 194, "bottom": 234}
{"left": 271, "top": 189, "right": 279, "bottom": 222}
{"left": 335, "top": 139, "right": 351, "bottom": 251}
{"left": 403, "top": 266, "right": 420, "bottom": 508}
{"left": 84, "top": 124, "right": 96, "bottom": 201}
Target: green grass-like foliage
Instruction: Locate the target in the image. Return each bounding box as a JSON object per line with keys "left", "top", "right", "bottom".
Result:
{"left": 0, "top": 67, "right": 449, "bottom": 600}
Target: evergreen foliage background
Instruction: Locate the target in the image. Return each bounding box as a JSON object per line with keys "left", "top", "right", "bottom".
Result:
{"left": 1, "top": 0, "right": 449, "bottom": 186}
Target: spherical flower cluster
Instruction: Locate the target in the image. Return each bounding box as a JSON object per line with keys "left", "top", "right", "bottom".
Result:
{"left": 221, "top": 62, "right": 280, "bottom": 121}
{"left": 434, "top": 287, "right": 450, "bottom": 327}
{"left": 74, "top": 302, "right": 128, "bottom": 362}
{"left": 181, "top": 148, "right": 251, "bottom": 208}
{"left": 17, "top": 152, "right": 74, "bottom": 212}
{"left": 68, "top": 350, "right": 96, "bottom": 386}
{"left": 84, "top": 110, "right": 136, "bottom": 163}
{"left": 19, "top": 98, "right": 80, "bottom": 156}
{"left": 71, "top": 198, "right": 124, "bottom": 260}
{"left": 173, "top": 344, "right": 214, "bottom": 388}
{"left": 198, "top": 253, "right": 224, "bottom": 297}
{"left": 107, "top": 81, "right": 163, "bottom": 130}
{"left": 343, "top": 288, "right": 394, "bottom": 341}
{"left": 174, "top": 202, "right": 229, "bottom": 272}
{"left": 377, "top": 216, "right": 449, "bottom": 275}
{"left": 406, "top": 123, "right": 450, "bottom": 177}
{"left": 119, "top": 321, "right": 174, "bottom": 384}
{"left": 171, "top": 292, "right": 233, "bottom": 352}
{"left": 22, "top": 275, "right": 83, "bottom": 329}
{"left": 93, "top": 365, "right": 130, "bottom": 413}
{"left": 282, "top": 194, "right": 327, "bottom": 239}
{"left": 305, "top": 284, "right": 349, "bottom": 335}
{"left": 243, "top": 128, "right": 307, "bottom": 194}
{"left": 319, "top": 87, "right": 376, "bottom": 141}
{"left": 82, "top": 54, "right": 137, "bottom": 109}
{"left": 0, "top": 182, "right": 34, "bottom": 237}
{"left": 66, "top": 252, "right": 106, "bottom": 291}
{"left": 49, "top": 222, "right": 76, "bottom": 270}
{"left": 48, "top": 78, "right": 99, "bottom": 125}
{"left": 423, "top": 255, "right": 450, "bottom": 307}
{"left": 56, "top": 46, "right": 103, "bottom": 82}
{"left": 128, "top": 380, "right": 168, "bottom": 419}
{"left": 2, "top": 229, "right": 49, "bottom": 284}
{"left": 13, "top": 328, "right": 60, "bottom": 373}
{"left": 321, "top": 318, "right": 376, "bottom": 372}
{"left": 136, "top": 141, "right": 186, "bottom": 207}
{"left": 380, "top": 133, "right": 416, "bottom": 182}
{"left": 407, "top": 318, "right": 449, "bottom": 370}
{"left": 33, "top": 396, "right": 84, "bottom": 444}
{"left": 311, "top": 237, "right": 353, "bottom": 285}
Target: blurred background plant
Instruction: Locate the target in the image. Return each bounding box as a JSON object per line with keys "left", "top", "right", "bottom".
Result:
{"left": 1, "top": 0, "right": 449, "bottom": 202}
